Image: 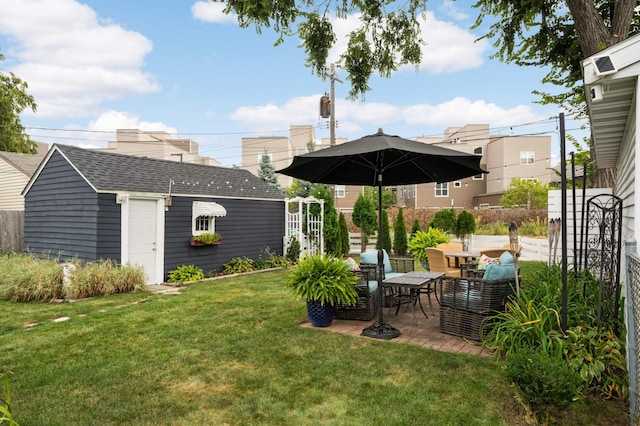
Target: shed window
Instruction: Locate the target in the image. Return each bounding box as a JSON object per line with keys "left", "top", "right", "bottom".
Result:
{"left": 192, "top": 201, "right": 227, "bottom": 235}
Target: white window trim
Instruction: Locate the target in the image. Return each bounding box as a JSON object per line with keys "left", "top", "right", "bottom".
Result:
{"left": 335, "top": 184, "right": 345, "bottom": 198}
{"left": 472, "top": 174, "right": 484, "bottom": 181}
{"left": 192, "top": 201, "right": 227, "bottom": 235}
{"left": 435, "top": 182, "right": 449, "bottom": 197}
{"left": 520, "top": 151, "right": 535, "bottom": 165}
{"left": 453, "top": 181, "right": 462, "bottom": 188}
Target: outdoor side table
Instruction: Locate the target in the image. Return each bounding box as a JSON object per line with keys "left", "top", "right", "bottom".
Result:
{"left": 382, "top": 271, "right": 444, "bottom": 325}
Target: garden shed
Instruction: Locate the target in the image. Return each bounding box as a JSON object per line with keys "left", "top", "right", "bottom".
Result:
{"left": 22, "top": 144, "right": 285, "bottom": 284}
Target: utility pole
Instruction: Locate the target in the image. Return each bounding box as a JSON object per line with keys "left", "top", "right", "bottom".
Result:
{"left": 328, "top": 63, "right": 343, "bottom": 146}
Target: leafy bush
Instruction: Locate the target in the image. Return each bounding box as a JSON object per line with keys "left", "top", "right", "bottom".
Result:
{"left": 191, "top": 232, "right": 221, "bottom": 244}
{"left": 429, "top": 208, "right": 457, "bottom": 233}
{"left": 565, "top": 326, "right": 628, "bottom": 399}
{"left": 223, "top": 257, "right": 255, "bottom": 275}
{"left": 167, "top": 264, "right": 205, "bottom": 283}
{"left": 505, "top": 349, "right": 582, "bottom": 410}
{"left": 67, "top": 260, "right": 146, "bottom": 298}
{"left": 393, "top": 207, "right": 408, "bottom": 256}
{"left": 286, "top": 236, "right": 301, "bottom": 264}
{"left": 407, "top": 228, "right": 450, "bottom": 263}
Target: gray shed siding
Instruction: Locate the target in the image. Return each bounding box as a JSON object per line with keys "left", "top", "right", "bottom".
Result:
{"left": 164, "top": 197, "right": 285, "bottom": 277}
{"left": 24, "top": 151, "right": 121, "bottom": 262}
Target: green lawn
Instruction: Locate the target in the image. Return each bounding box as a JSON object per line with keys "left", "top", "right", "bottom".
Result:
{"left": 0, "top": 269, "right": 628, "bottom": 425}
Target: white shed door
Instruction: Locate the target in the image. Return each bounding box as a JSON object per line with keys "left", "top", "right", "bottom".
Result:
{"left": 128, "top": 198, "right": 158, "bottom": 284}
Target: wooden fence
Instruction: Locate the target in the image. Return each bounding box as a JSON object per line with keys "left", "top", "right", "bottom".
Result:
{"left": 0, "top": 210, "right": 24, "bottom": 253}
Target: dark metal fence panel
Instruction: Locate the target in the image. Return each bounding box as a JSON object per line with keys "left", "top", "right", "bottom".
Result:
{"left": 0, "top": 210, "right": 24, "bottom": 253}
{"left": 626, "top": 248, "right": 640, "bottom": 425}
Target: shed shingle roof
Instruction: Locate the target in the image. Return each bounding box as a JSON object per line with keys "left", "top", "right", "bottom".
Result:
{"left": 48, "top": 144, "right": 284, "bottom": 200}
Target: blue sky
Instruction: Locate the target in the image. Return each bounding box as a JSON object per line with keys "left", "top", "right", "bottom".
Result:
{"left": 0, "top": 0, "right": 587, "bottom": 167}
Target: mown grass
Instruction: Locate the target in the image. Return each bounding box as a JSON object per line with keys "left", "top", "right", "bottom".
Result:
{"left": 0, "top": 269, "right": 629, "bottom": 425}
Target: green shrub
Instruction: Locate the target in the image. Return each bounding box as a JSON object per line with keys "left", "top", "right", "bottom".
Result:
{"left": 286, "top": 236, "right": 301, "bottom": 264}
{"left": 223, "top": 257, "right": 255, "bottom": 275}
{"left": 167, "top": 264, "right": 205, "bottom": 283}
{"left": 565, "top": 326, "right": 629, "bottom": 399}
{"left": 67, "top": 259, "right": 146, "bottom": 298}
{"left": 475, "top": 220, "right": 510, "bottom": 235}
{"left": 410, "top": 218, "right": 421, "bottom": 238}
{"left": 407, "top": 228, "right": 450, "bottom": 264}
{"left": 393, "top": 207, "right": 408, "bottom": 256}
{"left": 505, "top": 349, "right": 582, "bottom": 410}
{"left": 429, "top": 208, "right": 457, "bottom": 233}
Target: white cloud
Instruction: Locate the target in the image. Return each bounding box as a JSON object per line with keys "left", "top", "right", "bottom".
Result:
{"left": 228, "top": 95, "right": 544, "bottom": 139}
{"left": 88, "top": 110, "right": 177, "bottom": 134}
{"left": 191, "top": 1, "right": 237, "bottom": 24}
{"left": 0, "top": 0, "right": 159, "bottom": 119}
{"left": 228, "top": 95, "right": 321, "bottom": 130}
{"left": 403, "top": 97, "right": 543, "bottom": 128}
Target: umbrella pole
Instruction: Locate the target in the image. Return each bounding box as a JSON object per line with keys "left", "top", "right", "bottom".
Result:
{"left": 361, "top": 178, "right": 401, "bottom": 339}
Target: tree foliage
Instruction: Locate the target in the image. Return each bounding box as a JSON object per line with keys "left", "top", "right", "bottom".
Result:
{"left": 472, "top": 0, "right": 639, "bottom": 119}
{"left": 338, "top": 211, "right": 350, "bottom": 257}
{"left": 500, "top": 178, "right": 549, "bottom": 209}
{"left": 352, "top": 192, "right": 377, "bottom": 252}
{"left": 393, "top": 207, "right": 408, "bottom": 255}
{"left": 220, "top": 0, "right": 425, "bottom": 100}
{"left": 258, "top": 152, "right": 281, "bottom": 190}
{"left": 0, "top": 53, "right": 38, "bottom": 153}
{"left": 429, "top": 208, "right": 457, "bottom": 234}
{"left": 312, "top": 185, "right": 340, "bottom": 256}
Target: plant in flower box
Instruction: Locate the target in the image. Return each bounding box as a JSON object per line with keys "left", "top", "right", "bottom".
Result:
{"left": 285, "top": 254, "right": 359, "bottom": 327}
{"left": 190, "top": 232, "right": 222, "bottom": 246}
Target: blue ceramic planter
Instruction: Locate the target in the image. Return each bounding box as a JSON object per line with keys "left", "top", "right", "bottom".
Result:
{"left": 306, "top": 300, "right": 335, "bottom": 327}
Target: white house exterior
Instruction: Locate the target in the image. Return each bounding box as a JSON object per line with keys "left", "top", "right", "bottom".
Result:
{"left": 0, "top": 151, "right": 45, "bottom": 210}
{"left": 582, "top": 32, "right": 640, "bottom": 420}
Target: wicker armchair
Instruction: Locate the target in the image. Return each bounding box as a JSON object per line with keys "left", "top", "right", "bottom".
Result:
{"left": 438, "top": 275, "right": 517, "bottom": 341}
{"left": 334, "top": 269, "right": 379, "bottom": 321}
{"left": 358, "top": 249, "right": 414, "bottom": 308}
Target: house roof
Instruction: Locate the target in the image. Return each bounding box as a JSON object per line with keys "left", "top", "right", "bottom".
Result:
{"left": 582, "top": 33, "right": 640, "bottom": 169}
{"left": 0, "top": 151, "right": 46, "bottom": 177}
{"left": 25, "top": 144, "right": 284, "bottom": 201}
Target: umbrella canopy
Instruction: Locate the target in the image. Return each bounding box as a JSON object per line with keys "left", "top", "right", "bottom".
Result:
{"left": 277, "top": 129, "right": 485, "bottom": 186}
{"left": 277, "top": 129, "right": 487, "bottom": 339}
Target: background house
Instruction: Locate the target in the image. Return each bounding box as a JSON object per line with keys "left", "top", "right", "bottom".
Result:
{"left": 0, "top": 149, "right": 47, "bottom": 252}
{"left": 97, "top": 129, "right": 221, "bottom": 166}
{"left": 23, "top": 144, "right": 285, "bottom": 284}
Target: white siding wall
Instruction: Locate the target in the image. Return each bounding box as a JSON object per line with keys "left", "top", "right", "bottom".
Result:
{"left": 616, "top": 101, "right": 637, "bottom": 251}
{"left": 0, "top": 159, "right": 28, "bottom": 210}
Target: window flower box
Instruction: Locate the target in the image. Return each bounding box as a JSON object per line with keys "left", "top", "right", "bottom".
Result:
{"left": 189, "top": 232, "right": 222, "bottom": 246}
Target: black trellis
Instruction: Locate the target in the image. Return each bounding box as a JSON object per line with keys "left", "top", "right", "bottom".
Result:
{"left": 583, "top": 194, "right": 623, "bottom": 335}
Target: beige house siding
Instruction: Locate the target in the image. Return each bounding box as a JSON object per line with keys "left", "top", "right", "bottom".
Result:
{"left": 0, "top": 159, "right": 29, "bottom": 210}
{"left": 99, "top": 129, "right": 221, "bottom": 166}
{"left": 0, "top": 151, "right": 45, "bottom": 211}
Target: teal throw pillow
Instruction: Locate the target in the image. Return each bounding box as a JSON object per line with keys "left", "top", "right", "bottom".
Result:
{"left": 483, "top": 263, "right": 515, "bottom": 280}
{"left": 499, "top": 251, "right": 514, "bottom": 265}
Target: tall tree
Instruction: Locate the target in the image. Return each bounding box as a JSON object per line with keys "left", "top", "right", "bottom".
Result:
{"left": 0, "top": 53, "right": 38, "bottom": 153}
{"left": 471, "top": 0, "right": 639, "bottom": 188}
{"left": 258, "top": 152, "right": 281, "bottom": 191}
{"left": 500, "top": 178, "right": 549, "bottom": 209}
{"left": 393, "top": 207, "right": 408, "bottom": 255}
{"left": 376, "top": 209, "right": 392, "bottom": 252}
{"left": 352, "top": 193, "right": 377, "bottom": 252}
{"left": 338, "top": 212, "right": 350, "bottom": 257}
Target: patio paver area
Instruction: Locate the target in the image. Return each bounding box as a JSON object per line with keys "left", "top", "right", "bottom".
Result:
{"left": 303, "top": 293, "right": 492, "bottom": 357}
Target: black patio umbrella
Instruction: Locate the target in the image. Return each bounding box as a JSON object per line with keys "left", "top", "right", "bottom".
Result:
{"left": 277, "top": 129, "right": 487, "bottom": 339}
